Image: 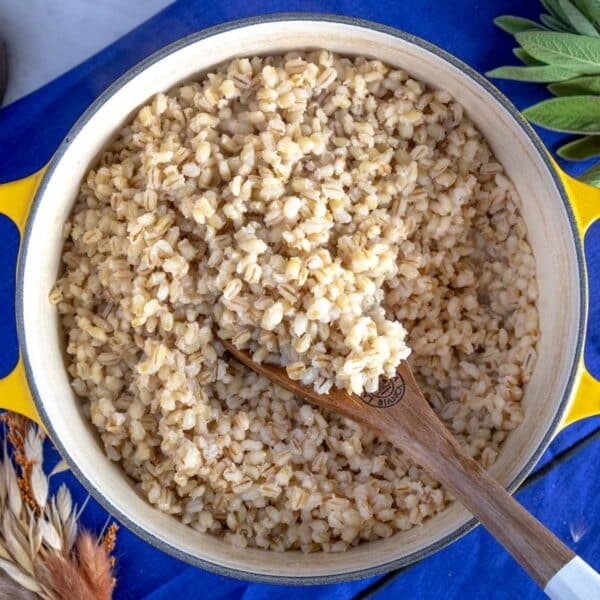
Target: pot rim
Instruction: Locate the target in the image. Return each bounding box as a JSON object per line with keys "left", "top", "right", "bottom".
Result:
{"left": 16, "top": 13, "right": 586, "bottom": 585}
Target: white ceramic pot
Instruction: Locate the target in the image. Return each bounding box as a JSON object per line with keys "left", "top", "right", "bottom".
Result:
{"left": 1, "top": 14, "right": 599, "bottom": 584}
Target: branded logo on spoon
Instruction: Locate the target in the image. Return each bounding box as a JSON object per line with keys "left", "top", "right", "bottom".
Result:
{"left": 361, "top": 375, "right": 405, "bottom": 408}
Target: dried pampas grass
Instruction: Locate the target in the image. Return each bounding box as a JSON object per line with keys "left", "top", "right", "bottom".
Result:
{"left": 0, "top": 413, "right": 118, "bottom": 599}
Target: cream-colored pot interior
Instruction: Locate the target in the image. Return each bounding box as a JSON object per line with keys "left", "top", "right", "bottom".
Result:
{"left": 19, "top": 18, "right": 582, "bottom": 581}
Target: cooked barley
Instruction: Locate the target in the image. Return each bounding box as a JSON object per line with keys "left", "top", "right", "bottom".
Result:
{"left": 54, "top": 51, "right": 538, "bottom": 552}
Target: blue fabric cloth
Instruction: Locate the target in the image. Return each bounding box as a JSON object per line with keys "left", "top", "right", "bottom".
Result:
{"left": 1, "top": 1, "right": 599, "bottom": 598}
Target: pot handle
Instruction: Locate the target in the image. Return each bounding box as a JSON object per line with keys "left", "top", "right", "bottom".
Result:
{"left": 0, "top": 171, "right": 44, "bottom": 424}
{"left": 556, "top": 166, "right": 600, "bottom": 430}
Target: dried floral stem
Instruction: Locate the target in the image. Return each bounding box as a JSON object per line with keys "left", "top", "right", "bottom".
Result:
{"left": 0, "top": 412, "right": 118, "bottom": 599}
{"left": 1, "top": 414, "right": 37, "bottom": 513}
{"left": 101, "top": 523, "right": 119, "bottom": 572}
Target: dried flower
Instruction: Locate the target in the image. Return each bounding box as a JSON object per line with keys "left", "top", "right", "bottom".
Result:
{"left": 0, "top": 414, "right": 118, "bottom": 599}
{"left": 1, "top": 414, "right": 36, "bottom": 513}
{"left": 101, "top": 523, "right": 119, "bottom": 557}
{"left": 43, "top": 532, "right": 116, "bottom": 600}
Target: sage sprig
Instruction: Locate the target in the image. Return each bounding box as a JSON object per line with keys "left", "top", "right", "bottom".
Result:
{"left": 523, "top": 95, "right": 600, "bottom": 133}
{"left": 515, "top": 31, "right": 600, "bottom": 73}
{"left": 513, "top": 48, "right": 544, "bottom": 65}
{"left": 548, "top": 73, "right": 600, "bottom": 93}
{"left": 486, "top": 64, "right": 578, "bottom": 81}
{"left": 488, "top": 0, "right": 600, "bottom": 187}
{"left": 557, "top": 135, "right": 600, "bottom": 159}
{"left": 580, "top": 162, "right": 600, "bottom": 184}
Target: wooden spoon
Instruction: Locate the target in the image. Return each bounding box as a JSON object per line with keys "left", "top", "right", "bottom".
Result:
{"left": 221, "top": 340, "right": 600, "bottom": 599}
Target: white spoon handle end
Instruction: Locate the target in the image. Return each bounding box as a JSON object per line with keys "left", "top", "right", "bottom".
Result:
{"left": 545, "top": 556, "right": 600, "bottom": 600}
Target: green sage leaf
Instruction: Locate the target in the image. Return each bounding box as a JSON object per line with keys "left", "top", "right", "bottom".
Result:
{"left": 540, "top": 13, "right": 575, "bottom": 31}
{"left": 573, "top": 0, "right": 600, "bottom": 25}
{"left": 523, "top": 95, "right": 600, "bottom": 133}
{"left": 515, "top": 31, "right": 600, "bottom": 73}
{"left": 486, "top": 65, "right": 578, "bottom": 81}
{"left": 513, "top": 48, "right": 544, "bottom": 65}
{"left": 557, "top": 0, "right": 600, "bottom": 36}
{"left": 549, "top": 74, "right": 600, "bottom": 94}
{"left": 578, "top": 162, "right": 600, "bottom": 185}
{"left": 542, "top": 0, "right": 573, "bottom": 24}
{"left": 557, "top": 135, "right": 600, "bottom": 159}
{"left": 494, "top": 15, "right": 547, "bottom": 34}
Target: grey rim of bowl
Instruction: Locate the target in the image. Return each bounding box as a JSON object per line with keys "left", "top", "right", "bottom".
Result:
{"left": 16, "top": 13, "right": 587, "bottom": 586}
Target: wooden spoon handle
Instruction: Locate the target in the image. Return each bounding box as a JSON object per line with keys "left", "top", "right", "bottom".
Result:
{"left": 380, "top": 366, "right": 582, "bottom": 593}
